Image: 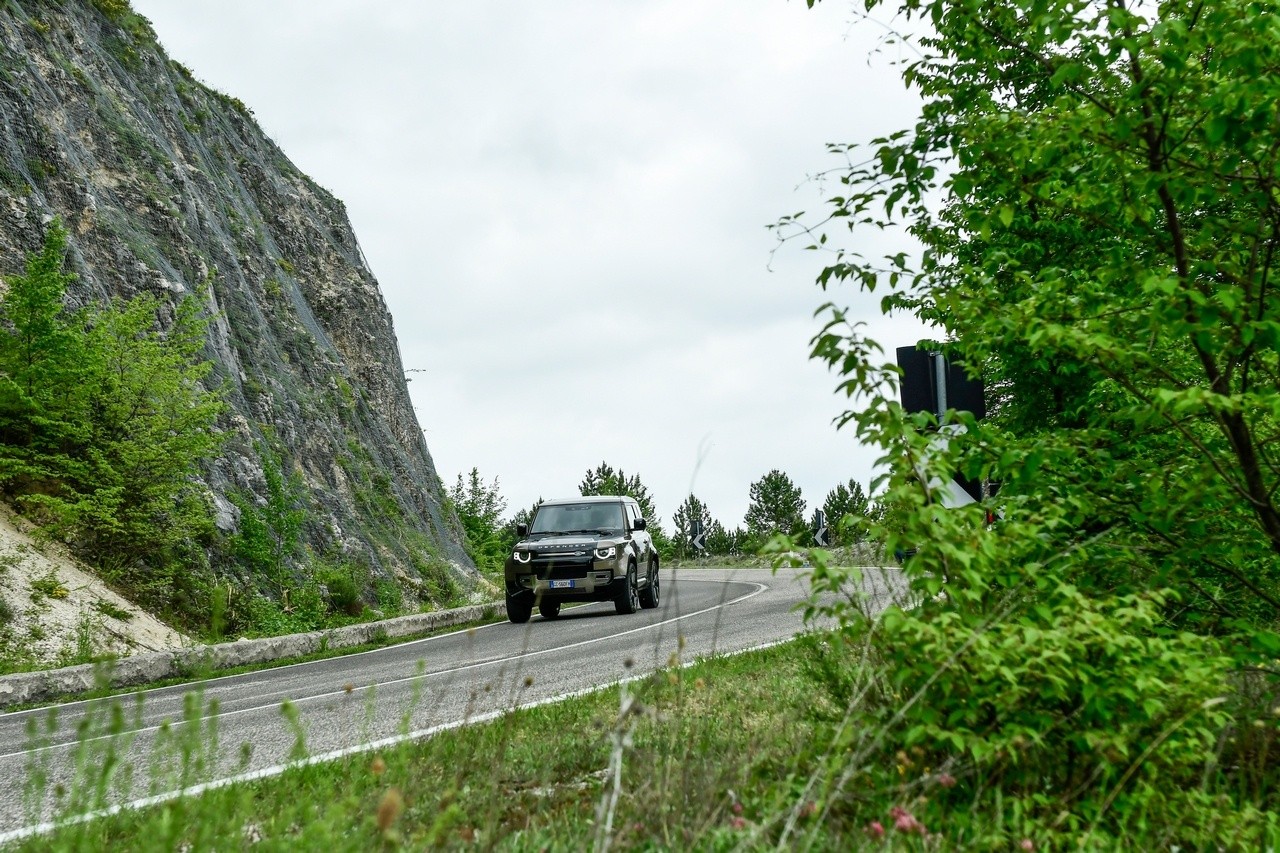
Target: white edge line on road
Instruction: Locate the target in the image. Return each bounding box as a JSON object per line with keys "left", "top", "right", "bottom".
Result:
{"left": 0, "top": 626, "right": 796, "bottom": 846}
{"left": 0, "top": 580, "right": 768, "bottom": 762}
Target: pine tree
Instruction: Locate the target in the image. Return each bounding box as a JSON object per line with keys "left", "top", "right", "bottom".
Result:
{"left": 743, "top": 469, "right": 806, "bottom": 542}
{"left": 822, "top": 478, "right": 871, "bottom": 545}
{"left": 449, "top": 467, "right": 508, "bottom": 574}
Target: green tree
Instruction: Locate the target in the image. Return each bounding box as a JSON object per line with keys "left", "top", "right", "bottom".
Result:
{"left": 502, "top": 497, "right": 542, "bottom": 544}
{"left": 704, "top": 520, "right": 740, "bottom": 557}
{"left": 579, "top": 461, "right": 667, "bottom": 547}
{"left": 821, "top": 478, "right": 870, "bottom": 545}
{"left": 743, "top": 469, "right": 806, "bottom": 543}
{"left": 448, "top": 467, "right": 508, "bottom": 576}
{"left": 0, "top": 222, "right": 225, "bottom": 602}
{"left": 0, "top": 222, "right": 83, "bottom": 465}
{"left": 786, "top": 0, "right": 1280, "bottom": 842}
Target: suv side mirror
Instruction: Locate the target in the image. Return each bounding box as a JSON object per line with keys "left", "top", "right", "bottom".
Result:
{"left": 516, "top": 523, "right": 528, "bottom": 537}
{"left": 633, "top": 517, "right": 647, "bottom": 531}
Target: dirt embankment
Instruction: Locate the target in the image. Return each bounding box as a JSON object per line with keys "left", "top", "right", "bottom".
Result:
{"left": 0, "top": 504, "right": 188, "bottom": 672}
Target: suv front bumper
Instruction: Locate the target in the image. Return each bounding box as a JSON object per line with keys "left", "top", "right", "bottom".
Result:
{"left": 505, "top": 554, "right": 628, "bottom": 601}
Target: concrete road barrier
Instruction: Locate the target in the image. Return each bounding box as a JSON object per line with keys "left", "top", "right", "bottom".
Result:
{"left": 0, "top": 602, "right": 499, "bottom": 709}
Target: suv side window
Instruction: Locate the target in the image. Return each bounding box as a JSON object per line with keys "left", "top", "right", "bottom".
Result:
{"left": 625, "top": 501, "right": 639, "bottom": 530}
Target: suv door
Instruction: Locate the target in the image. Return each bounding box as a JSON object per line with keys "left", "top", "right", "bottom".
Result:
{"left": 626, "top": 500, "right": 652, "bottom": 561}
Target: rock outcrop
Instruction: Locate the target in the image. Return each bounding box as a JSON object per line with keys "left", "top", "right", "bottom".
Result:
{"left": 0, "top": 1, "right": 475, "bottom": 594}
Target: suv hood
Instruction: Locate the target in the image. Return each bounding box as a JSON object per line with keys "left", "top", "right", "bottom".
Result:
{"left": 520, "top": 533, "right": 624, "bottom": 550}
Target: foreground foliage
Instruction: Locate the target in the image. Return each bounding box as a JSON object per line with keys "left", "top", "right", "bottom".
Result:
{"left": 21, "top": 626, "right": 1277, "bottom": 851}
{"left": 779, "top": 0, "right": 1280, "bottom": 844}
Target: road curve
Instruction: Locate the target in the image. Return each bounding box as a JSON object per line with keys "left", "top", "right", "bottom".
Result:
{"left": 0, "top": 565, "right": 901, "bottom": 837}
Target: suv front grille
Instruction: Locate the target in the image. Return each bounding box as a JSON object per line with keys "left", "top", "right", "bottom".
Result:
{"left": 532, "top": 556, "right": 594, "bottom": 578}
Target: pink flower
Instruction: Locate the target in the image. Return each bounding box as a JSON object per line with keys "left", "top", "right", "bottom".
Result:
{"left": 730, "top": 817, "right": 747, "bottom": 830}
{"left": 1020, "top": 840, "right": 1035, "bottom": 851}
{"left": 732, "top": 802, "right": 743, "bottom": 815}
{"left": 866, "top": 821, "right": 886, "bottom": 839}
{"left": 937, "top": 772, "right": 957, "bottom": 788}
{"left": 889, "top": 806, "right": 926, "bottom": 835}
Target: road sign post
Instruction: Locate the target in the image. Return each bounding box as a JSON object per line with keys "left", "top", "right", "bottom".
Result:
{"left": 689, "top": 519, "right": 706, "bottom": 553}
{"left": 896, "top": 345, "right": 987, "bottom": 507}
{"left": 812, "top": 509, "right": 829, "bottom": 547}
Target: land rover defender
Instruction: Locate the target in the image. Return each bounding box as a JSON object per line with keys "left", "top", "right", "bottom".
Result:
{"left": 504, "top": 495, "right": 660, "bottom": 623}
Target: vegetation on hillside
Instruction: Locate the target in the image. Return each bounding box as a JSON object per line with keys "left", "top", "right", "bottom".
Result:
{"left": 0, "top": 224, "right": 445, "bottom": 648}
{"left": 771, "top": 0, "right": 1280, "bottom": 844}
{"left": 0, "top": 222, "right": 224, "bottom": 615}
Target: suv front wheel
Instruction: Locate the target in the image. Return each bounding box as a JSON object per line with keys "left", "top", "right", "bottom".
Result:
{"left": 614, "top": 563, "right": 640, "bottom": 615}
{"left": 506, "top": 592, "right": 533, "bottom": 624}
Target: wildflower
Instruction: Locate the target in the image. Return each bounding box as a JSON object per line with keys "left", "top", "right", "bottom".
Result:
{"left": 732, "top": 802, "right": 743, "bottom": 815}
{"left": 866, "top": 821, "right": 886, "bottom": 839}
{"left": 377, "top": 788, "right": 405, "bottom": 833}
{"left": 890, "top": 805, "right": 926, "bottom": 835}
{"left": 1020, "top": 840, "right": 1034, "bottom": 851}
{"left": 731, "top": 817, "right": 747, "bottom": 830}
{"left": 937, "top": 772, "right": 957, "bottom": 788}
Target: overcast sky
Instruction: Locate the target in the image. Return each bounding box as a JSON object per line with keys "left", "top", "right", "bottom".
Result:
{"left": 129, "top": 0, "right": 929, "bottom": 531}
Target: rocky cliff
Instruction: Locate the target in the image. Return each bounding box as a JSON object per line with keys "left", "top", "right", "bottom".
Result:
{"left": 0, "top": 1, "right": 476, "bottom": 599}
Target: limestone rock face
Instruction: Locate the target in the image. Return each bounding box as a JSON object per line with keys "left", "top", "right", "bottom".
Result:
{"left": 0, "top": 2, "right": 475, "bottom": 588}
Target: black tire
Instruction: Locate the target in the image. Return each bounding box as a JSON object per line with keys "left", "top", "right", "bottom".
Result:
{"left": 506, "top": 592, "right": 533, "bottom": 624}
{"left": 614, "top": 564, "right": 640, "bottom": 615}
{"left": 638, "top": 559, "right": 660, "bottom": 609}
{"left": 538, "top": 598, "right": 561, "bottom": 619}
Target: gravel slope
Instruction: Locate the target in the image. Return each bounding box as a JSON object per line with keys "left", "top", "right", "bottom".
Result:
{"left": 0, "top": 505, "right": 188, "bottom": 670}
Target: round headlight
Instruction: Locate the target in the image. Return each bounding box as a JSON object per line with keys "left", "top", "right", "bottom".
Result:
{"left": 513, "top": 550, "right": 532, "bottom": 564}
{"left": 593, "top": 546, "right": 616, "bottom": 560}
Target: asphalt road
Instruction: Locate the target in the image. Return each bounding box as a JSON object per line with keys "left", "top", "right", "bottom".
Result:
{"left": 0, "top": 565, "right": 903, "bottom": 838}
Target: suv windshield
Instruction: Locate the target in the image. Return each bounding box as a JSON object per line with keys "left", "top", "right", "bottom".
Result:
{"left": 530, "top": 502, "right": 624, "bottom": 535}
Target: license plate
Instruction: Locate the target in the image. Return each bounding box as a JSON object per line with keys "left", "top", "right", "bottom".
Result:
{"left": 549, "top": 579, "right": 575, "bottom": 589}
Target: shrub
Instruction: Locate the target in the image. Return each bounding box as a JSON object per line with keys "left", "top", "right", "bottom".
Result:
{"left": 316, "top": 566, "right": 362, "bottom": 617}
{"left": 90, "top": 0, "right": 131, "bottom": 21}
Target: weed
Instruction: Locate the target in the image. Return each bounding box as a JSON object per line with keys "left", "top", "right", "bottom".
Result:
{"left": 55, "top": 611, "right": 99, "bottom": 668}
{"left": 91, "top": 599, "right": 132, "bottom": 621}
{"left": 29, "top": 573, "right": 68, "bottom": 601}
